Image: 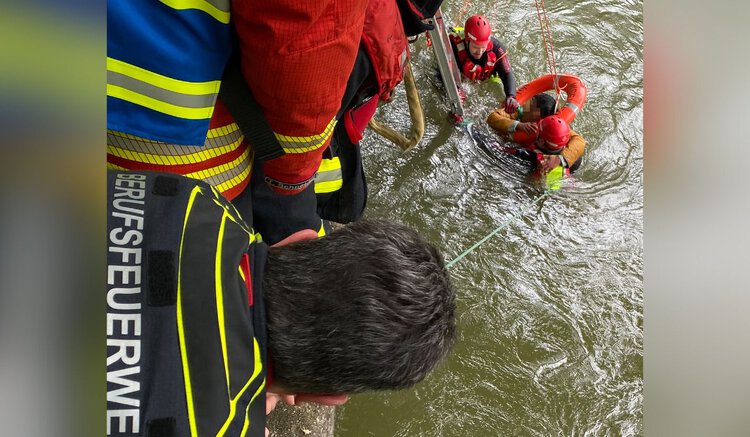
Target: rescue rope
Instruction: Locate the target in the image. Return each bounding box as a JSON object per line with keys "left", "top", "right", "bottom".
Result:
{"left": 533, "top": 0, "right": 564, "bottom": 112}
{"left": 368, "top": 61, "right": 425, "bottom": 152}
{"left": 445, "top": 189, "right": 553, "bottom": 268}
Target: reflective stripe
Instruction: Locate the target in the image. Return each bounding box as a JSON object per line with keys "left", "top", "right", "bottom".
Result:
{"left": 314, "top": 180, "right": 344, "bottom": 194}
{"left": 317, "top": 221, "right": 326, "bottom": 237}
{"left": 107, "top": 125, "right": 252, "bottom": 196}
{"left": 314, "top": 169, "right": 342, "bottom": 183}
{"left": 177, "top": 186, "right": 204, "bottom": 437}
{"left": 160, "top": 0, "right": 230, "bottom": 23}
{"left": 565, "top": 102, "right": 580, "bottom": 114}
{"left": 107, "top": 126, "right": 243, "bottom": 164}
{"left": 108, "top": 58, "right": 221, "bottom": 96}
{"left": 275, "top": 118, "right": 337, "bottom": 153}
{"left": 216, "top": 212, "right": 231, "bottom": 390}
{"left": 108, "top": 71, "right": 217, "bottom": 109}
{"left": 508, "top": 120, "right": 519, "bottom": 134}
{"left": 195, "top": 150, "right": 252, "bottom": 195}
{"left": 107, "top": 57, "right": 220, "bottom": 120}
{"left": 219, "top": 339, "right": 265, "bottom": 435}
{"left": 314, "top": 157, "right": 343, "bottom": 194}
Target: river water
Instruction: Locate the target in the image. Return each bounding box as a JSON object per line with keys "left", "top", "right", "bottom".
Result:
{"left": 335, "top": 0, "right": 643, "bottom": 435}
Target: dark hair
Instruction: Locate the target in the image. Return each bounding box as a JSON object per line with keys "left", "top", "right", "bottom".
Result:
{"left": 532, "top": 93, "right": 556, "bottom": 118}
{"left": 263, "top": 220, "right": 457, "bottom": 394}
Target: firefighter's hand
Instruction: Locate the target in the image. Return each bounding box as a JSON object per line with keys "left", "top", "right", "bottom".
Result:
{"left": 462, "top": 63, "right": 480, "bottom": 80}
{"left": 540, "top": 155, "right": 561, "bottom": 172}
{"left": 504, "top": 96, "right": 519, "bottom": 114}
{"left": 517, "top": 122, "right": 538, "bottom": 135}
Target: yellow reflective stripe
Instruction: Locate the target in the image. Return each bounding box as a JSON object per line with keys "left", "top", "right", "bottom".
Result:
{"left": 107, "top": 57, "right": 221, "bottom": 96}
{"left": 177, "top": 186, "right": 204, "bottom": 437}
{"left": 107, "top": 83, "right": 215, "bottom": 120}
{"left": 207, "top": 123, "right": 240, "bottom": 139}
{"left": 317, "top": 156, "right": 341, "bottom": 173}
{"left": 108, "top": 124, "right": 241, "bottom": 154}
{"left": 314, "top": 179, "right": 343, "bottom": 194}
{"left": 219, "top": 339, "right": 265, "bottom": 436}
{"left": 107, "top": 162, "right": 126, "bottom": 170}
{"left": 239, "top": 377, "right": 267, "bottom": 436}
{"left": 275, "top": 118, "right": 337, "bottom": 153}
{"left": 317, "top": 221, "right": 326, "bottom": 237}
{"left": 216, "top": 212, "right": 231, "bottom": 392}
{"left": 107, "top": 135, "right": 243, "bottom": 165}
{"left": 238, "top": 265, "right": 246, "bottom": 282}
{"left": 207, "top": 153, "right": 252, "bottom": 195}
{"left": 160, "top": 0, "right": 230, "bottom": 24}
{"left": 182, "top": 146, "right": 250, "bottom": 179}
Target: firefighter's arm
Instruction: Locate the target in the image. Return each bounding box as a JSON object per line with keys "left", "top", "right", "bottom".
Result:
{"left": 487, "top": 108, "right": 518, "bottom": 139}
{"left": 560, "top": 129, "right": 586, "bottom": 167}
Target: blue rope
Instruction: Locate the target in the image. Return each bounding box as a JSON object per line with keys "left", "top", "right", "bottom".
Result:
{"left": 445, "top": 189, "right": 553, "bottom": 268}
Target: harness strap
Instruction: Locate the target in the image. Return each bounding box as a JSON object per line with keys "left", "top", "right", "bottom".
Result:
{"left": 219, "top": 55, "right": 286, "bottom": 163}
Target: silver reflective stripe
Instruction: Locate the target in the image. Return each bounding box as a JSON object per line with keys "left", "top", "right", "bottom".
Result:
{"left": 274, "top": 119, "right": 337, "bottom": 153}
{"left": 203, "top": 0, "right": 229, "bottom": 12}
{"left": 196, "top": 157, "right": 250, "bottom": 187}
{"left": 107, "top": 128, "right": 242, "bottom": 155}
{"left": 108, "top": 70, "right": 218, "bottom": 109}
{"left": 314, "top": 168, "right": 343, "bottom": 183}
{"left": 565, "top": 102, "right": 580, "bottom": 114}
{"left": 508, "top": 120, "right": 519, "bottom": 134}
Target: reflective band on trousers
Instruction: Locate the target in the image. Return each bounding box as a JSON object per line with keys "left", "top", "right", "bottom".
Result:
{"left": 159, "top": 0, "right": 231, "bottom": 23}
{"left": 275, "top": 118, "right": 338, "bottom": 154}
{"left": 107, "top": 57, "right": 220, "bottom": 120}
{"left": 107, "top": 124, "right": 252, "bottom": 196}
{"left": 314, "top": 157, "right": 343, "bottom": 194}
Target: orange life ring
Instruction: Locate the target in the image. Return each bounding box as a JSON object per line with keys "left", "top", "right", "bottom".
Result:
{"left": 511, "top": 74, "right": 587, "bottom": 143}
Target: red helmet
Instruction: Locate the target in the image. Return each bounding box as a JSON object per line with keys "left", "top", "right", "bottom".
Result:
{"left": 538, "top": 115, "right": 570, "bottom": 152}
{"left": 464, "top": 15, "right": 492, "bottom": 46}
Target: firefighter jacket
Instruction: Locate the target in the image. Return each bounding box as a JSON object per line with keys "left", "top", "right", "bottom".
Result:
{"left": 107, "top": 0, "right": 370, "bottom": 198}
{"left": 107, "top": 170, "right": 268, "bottom": 436}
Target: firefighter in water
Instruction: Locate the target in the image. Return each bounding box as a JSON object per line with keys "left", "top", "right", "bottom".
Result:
{"left": 487, "top": 93, "right": 587, "bottom": 173}
{"left": 449, "top": 14, "right": 519, "bottom": 114}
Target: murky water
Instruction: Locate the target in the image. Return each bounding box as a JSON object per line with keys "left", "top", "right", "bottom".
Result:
{"left": 335, "top": 0, "right": 642, "bottom": 435}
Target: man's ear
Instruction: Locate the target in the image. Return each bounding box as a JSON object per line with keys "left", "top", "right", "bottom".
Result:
{"left": 271, "top": 229, "right": 319, "bottom": 247}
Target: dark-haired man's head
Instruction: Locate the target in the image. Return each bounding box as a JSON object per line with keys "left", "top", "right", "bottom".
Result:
{"left": 263, "top": 220, "right": 457, "bottom": 395}
{"left": 521, "top": 93, "right": 556, "bottom": 122}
